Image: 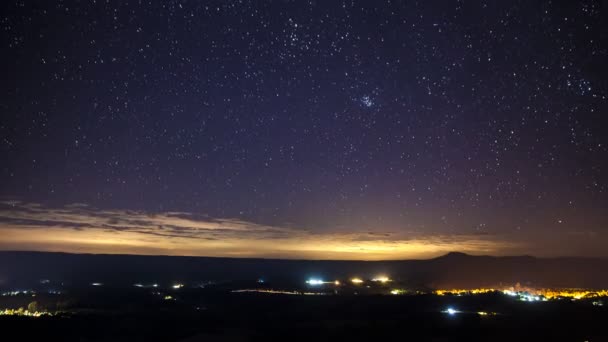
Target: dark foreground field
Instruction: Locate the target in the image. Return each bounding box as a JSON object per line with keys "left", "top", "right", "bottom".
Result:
{"left": 1, "top": 290, "right": 606, "bottom": 342}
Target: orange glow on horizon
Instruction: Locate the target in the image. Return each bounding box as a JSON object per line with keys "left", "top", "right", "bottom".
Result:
{"left": 0, "top": 225, "right": 512, "bottom": 260}
{"left": 0, "top": 201, "right": 518, "bottom": 260}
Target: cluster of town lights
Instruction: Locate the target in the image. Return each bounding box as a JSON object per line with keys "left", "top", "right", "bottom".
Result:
{"left": 0, "top": 309, "right": 53, "bottom": 317}
{"left": 232, "top": 289, "right": 325, "bottom": 296}
{"left": 371, "top": 276, "right": 391, "bottom": 283}
{"left": 435, "top": 288, "right": 608, "bottom": 301}
{"left": 441, "top": 308, "right": 498, "bottom": 317}
{"left": 307, "top": 276, "right": 391, "bottom": 286}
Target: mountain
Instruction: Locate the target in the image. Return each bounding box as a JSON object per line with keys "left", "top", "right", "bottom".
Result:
{"left": 0, "top": 251, "right": 607, "bottom": 289}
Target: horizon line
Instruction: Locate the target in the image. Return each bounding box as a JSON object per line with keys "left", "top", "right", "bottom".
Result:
{"left": 1, "top": 249, "right": 605, "bottom": 262}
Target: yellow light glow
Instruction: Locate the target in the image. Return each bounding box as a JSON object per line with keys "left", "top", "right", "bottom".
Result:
{"left": 0, "top": 309, "right": 53, "bottom": 317}
{"left": 371, "top": 276, "right": 391, "bottom": 283}
{"left": 435, "top": 288, "right": 496, "bottom": 296}
{"left": 351, "top": 278, "right": 364, "bottom": 284}
{"left": 0, "top": 202, "right": 516, "bottom": 260}
{"left": 433, "top": 287, "right": 608, "bottom": 301}
{"left": 232, "top": 289, "right": 325, "bottom": 296}
{"left": 334, "top": 280, "right": 340, "bottom": 285}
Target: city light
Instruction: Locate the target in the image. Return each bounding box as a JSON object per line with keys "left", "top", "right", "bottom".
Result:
{"left": 390, "top": 289, "right": 406, "bottom": 295}
{"left": 520, "top": 294, "right": 542, "bottom": 302}
{"left": 371, "top": 276, "right": 391, "bottom": 283}
{"left": 351, "top": 278, "right": 364, "bottom": 284}
{"left": 433, "top": 287, "right": 608, "bottom": 302}
{"left": 435, "top": 288, "right": 496, "bottom": 296}
{"left": 232, "top": 289, "right": 327, "bottom": 296}
{"left": 172, "top": 283, "right": 184, "bottom": 289}
{"left": 334, "top": 280, "right": 340, "bottom": 285}
{"left": 0, "top": 309, "right": 53, "bottom": 317}
{"left": 442, "top": 307, "right": 459, "bottom": 315}
{"left": 132, "top": 283, "right": 163, "bottom": 289}
{"left": 2, "top": 290, "right": 34, "bottom": 296}
{"left": 306, "top": 278, "right": 325, "bottom": 286}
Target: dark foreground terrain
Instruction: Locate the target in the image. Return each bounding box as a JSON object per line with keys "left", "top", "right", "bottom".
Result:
{"left": 2, "top": 251, "right": 608, "bottom": 289}
{"left": 0, "top": 288, "right": 606, "bottom": 342}
{"left": 1, "top": 251, "right": 607, "bottom": 341}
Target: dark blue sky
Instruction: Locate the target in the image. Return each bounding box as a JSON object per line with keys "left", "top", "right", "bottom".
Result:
{"left": 1, "top": 1, "right": 607, "bottom": 258}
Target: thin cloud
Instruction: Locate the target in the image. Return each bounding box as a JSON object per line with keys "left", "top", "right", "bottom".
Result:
{"left": 0, "top": 201, "right": 518, "bottom": 260}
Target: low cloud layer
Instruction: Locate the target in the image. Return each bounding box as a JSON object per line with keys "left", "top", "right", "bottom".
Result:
{"left": 0, "top": 201, "right": 519, "bottom": 260}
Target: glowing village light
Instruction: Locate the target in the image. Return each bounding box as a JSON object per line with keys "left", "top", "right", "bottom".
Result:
{"left": 442, "top": 307, "right": 459, "bottom": 315}
{"left": 306, "top": 278, "right": 324, "bottom": 286}
{"left": 502, "top": 290, "right": 517, "bottom": 297}
{"left": 351, "top": 278, "right": 364, "bottom": 284}
{"left": 172, "top": 283, "right": 184, "bottom": 289}
{"left": 371, "top": 276, "right": 391, "bottom": 283}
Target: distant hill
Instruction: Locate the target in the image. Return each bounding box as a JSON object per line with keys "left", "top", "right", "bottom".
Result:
{"left": 0, "top": 251, "right": 607, "bottom": 289}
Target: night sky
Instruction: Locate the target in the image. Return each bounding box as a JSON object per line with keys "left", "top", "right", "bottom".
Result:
{"left": 1, "top": 1, "right": 607, "bottom": 259}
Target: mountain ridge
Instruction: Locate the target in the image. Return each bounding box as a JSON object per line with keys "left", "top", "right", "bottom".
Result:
{"left": 2, "top": 249, "right": 605, "bottom": 262}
